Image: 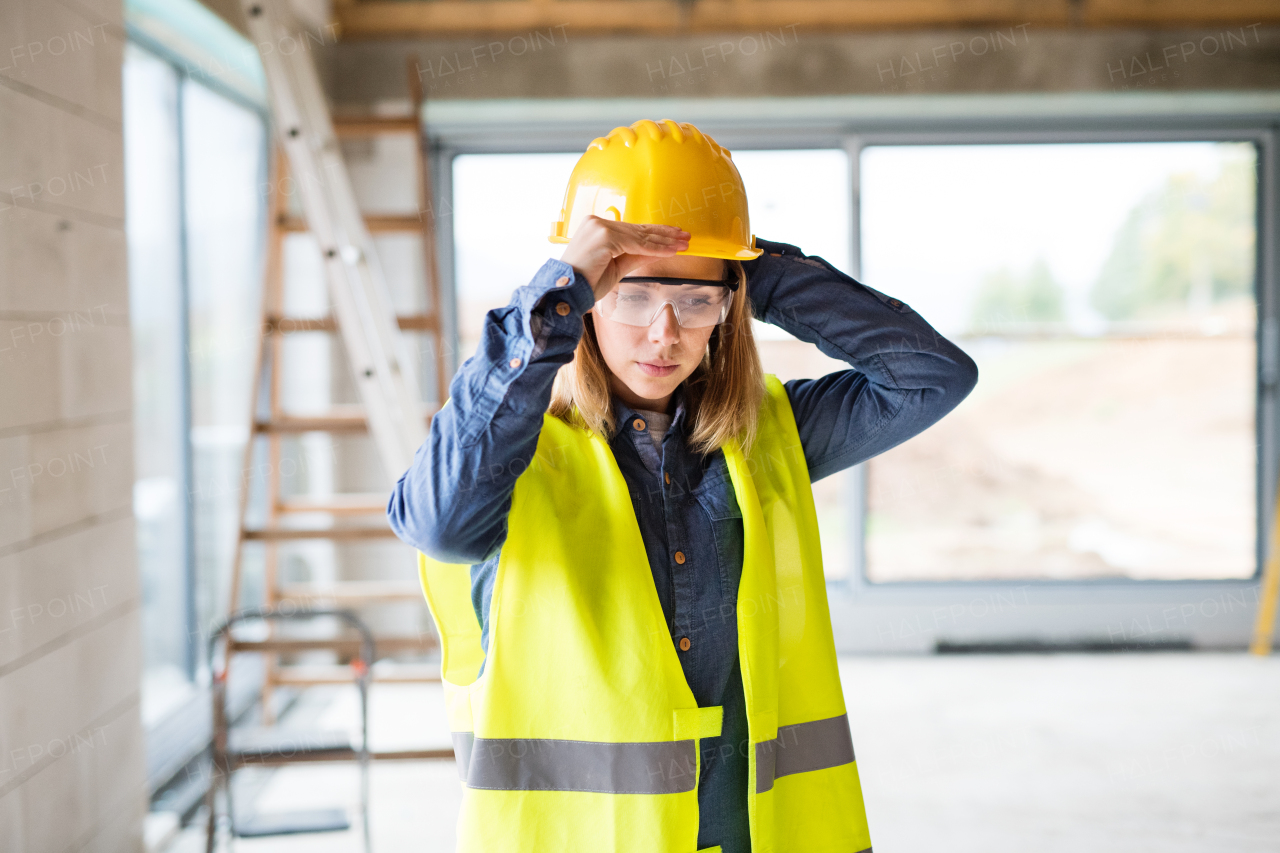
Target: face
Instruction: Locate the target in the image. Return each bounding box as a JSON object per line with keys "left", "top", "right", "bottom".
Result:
{"left": 590, "top": 255, "right": 727, "bottom": 412}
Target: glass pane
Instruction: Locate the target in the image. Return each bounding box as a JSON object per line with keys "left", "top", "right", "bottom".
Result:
{"left": 732, "top": 150, "right": 854, "bottom": 579}
{"left": 860, "top": 142, "right": 1257, "bottom": 581}
{"left": 124, "top": 44, "right": 192, "bottom": 724}
{"left": 453, "top": 149, "right": 855, "bottom": 579}
{"left": 454, "top": 152, "right": 581, "bottom": 363}
{"left": 182, "top": 80, "right": 266, "bottom": 633}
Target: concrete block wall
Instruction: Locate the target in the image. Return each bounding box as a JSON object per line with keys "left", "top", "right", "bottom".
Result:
{"left": 0, "top": 0, "right": 146, "bottom": 850}
{"left": 321, "top": 25, "right": 1280, "bottom": 104}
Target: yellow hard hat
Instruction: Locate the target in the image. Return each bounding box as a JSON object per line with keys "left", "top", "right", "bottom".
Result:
{"left": 550, "top": 119, "right": 762, "bottom": 260}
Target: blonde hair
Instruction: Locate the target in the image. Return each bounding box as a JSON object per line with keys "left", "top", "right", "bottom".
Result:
{"left": 548, "top": 260, "right": 766, "bottom": 458}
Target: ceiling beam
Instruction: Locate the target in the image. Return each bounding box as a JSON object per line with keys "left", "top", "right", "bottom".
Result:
{"left": 331, "top": 0, "right": 1280, "bottom": 39}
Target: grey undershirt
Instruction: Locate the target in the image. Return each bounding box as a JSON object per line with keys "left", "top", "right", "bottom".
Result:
{"left": 633, "top": 407, "right": 672, "bottom": 452}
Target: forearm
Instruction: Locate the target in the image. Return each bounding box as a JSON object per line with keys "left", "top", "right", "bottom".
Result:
{"left": 387, "top": 259, "right": 594, "bottom": 562}
{"left": 746, "top": 238, "right": 972, "bottom": 389}
{"left": 743, "top": 238, "right": 978, "bottom": 480}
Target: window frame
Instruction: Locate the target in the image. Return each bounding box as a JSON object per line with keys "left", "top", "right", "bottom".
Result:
{"left": 125, "top": 30, "right": 270, "bottom": 792}
{"left": 426, "top": 96, "right": 1278, "bottom": 651}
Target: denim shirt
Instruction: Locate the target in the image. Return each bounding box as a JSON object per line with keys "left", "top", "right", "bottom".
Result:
{"left": 388, "top": 237, "right": 979, "bottom": 853}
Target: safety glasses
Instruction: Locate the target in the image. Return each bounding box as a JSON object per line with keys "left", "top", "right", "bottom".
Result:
{"left": 595, "top": 275, "right": 736, "bottom": 328}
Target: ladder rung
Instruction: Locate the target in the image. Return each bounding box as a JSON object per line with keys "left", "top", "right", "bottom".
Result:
{"left": 228, "top": 748, "right": 458, "bottom": 767}
{"left": 273, "top": 662, "right": 442, "bottom": 685}
{"left": 333, "top": 114, "right": 418, "bottom": 136}
{"left": 229, "top": 637, "right": 372, "bottom": 654}
{"left": 277, "top": 580, "right": 422, "bottom": 603}
{"left": 278, "top": 213, "right": 423, "bottom": 233}
{"left": 229, "top": 634, "right": 436, "bottom": 656}
{"left": 254, "top": 405, "right": 437, "bottom": 435}
{"left": 256, "top": 406, "right": 369, "bottom": 433}
{"left": 266, "top": 313, "right": 440, "bottom": 334}
{"left": 243, "top": 527, "right": 398, "bottom": 541}
{"left": 227, "top": 728, "right": 354, "bottom": 764}
{"left": 277, "top": 493, "right": 390, "bottom": 515}
{"left": 372, "top": 748, "right": 454, "bottom": 761}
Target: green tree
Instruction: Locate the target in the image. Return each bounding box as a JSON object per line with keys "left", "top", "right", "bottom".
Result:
{"left": 969, "top": 256, "right": 1066, "bottom": 331}
{"left": 1090, "top": 152, "right": 1255, "bottom": 321}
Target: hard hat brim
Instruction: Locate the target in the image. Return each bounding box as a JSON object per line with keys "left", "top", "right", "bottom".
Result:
{"left": 548, "top": 233, "right": 763, "bottom": 260}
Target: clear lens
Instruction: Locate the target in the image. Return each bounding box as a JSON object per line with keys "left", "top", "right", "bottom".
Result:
{"left": 596, "top": 282, "right": 733, "bottom": 328}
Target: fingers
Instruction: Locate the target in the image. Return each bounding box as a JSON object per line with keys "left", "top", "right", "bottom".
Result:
{"left": 575, "top": 216, "right": 689, "bottom": 256}
{"left": 562, "top": 218, "right": 692, "bottom": 297}
{"left": 611, "top": 222, "right": 690, "bottom": 256}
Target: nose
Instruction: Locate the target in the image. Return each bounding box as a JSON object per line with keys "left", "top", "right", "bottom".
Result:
{"left": 648, "top": 303, "right": 680, "bottom": 346}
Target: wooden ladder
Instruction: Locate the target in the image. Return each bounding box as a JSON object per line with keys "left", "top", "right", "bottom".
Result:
{"left": 225, "top": 60, "right": 448, "bottom": 715}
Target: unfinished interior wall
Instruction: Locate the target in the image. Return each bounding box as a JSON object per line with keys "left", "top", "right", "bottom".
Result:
{"left": 0, "top": 0, "right": 146, "bottom": 850}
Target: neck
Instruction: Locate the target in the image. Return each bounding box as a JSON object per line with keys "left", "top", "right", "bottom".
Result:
{"left": 610, "top": 373, "right": 673, "bottom": 414}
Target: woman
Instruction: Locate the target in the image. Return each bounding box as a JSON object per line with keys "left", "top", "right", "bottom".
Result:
{"left": 389, "top": 119, "right": 978, "bottom": 853}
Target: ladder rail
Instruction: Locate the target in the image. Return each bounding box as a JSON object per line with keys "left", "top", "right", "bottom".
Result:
{"left": 242, "top": 0, "right": 426, "bottom": 481}
{"left": 226, "top": 20, "right": 448, "bottom": 709}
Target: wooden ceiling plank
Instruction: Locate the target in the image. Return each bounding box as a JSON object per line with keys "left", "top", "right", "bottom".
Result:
{"left": 334, "top": 0, "right": 1076, "bottom": 39}
{"left": 332, "top": 0, "right": 1280, "bottom": 39}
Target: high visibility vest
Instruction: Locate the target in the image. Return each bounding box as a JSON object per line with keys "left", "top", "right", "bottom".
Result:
{"left": 417, "top": 373, "right": 872, "bottom": 853}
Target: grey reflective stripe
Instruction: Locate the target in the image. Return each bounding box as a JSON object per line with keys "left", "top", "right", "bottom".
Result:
{"left": 452, "top": 731, "right": 475, "bottom": 782}
{"left": 456, "top": 736, "right": 698, "bottom": 794}
{"left": 755, "top": 713, "right": 856, "bottom": 793}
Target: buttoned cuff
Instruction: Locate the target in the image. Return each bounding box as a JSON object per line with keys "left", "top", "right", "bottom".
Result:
{"left": 519, "top": 258, "right": 595, "bottom": 326}
{"left": 741, "top": 237, "right": 803, "bottom": 317}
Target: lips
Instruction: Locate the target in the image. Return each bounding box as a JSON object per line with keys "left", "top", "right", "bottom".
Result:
{"left": 638, "top": 361, "right": 678, "bottom": 377}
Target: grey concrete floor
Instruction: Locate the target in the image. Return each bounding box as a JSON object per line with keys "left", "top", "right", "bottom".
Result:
{"left": 175, "top": 653, "right": 1280, "bottom": 853}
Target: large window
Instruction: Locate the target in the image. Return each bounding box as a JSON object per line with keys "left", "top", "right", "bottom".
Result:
{"left": 447, "top": 135, "right": 1263, "bottom": 596}
{"left": 124, "top": 43, "right": 267, "bottom": 727}
{"left": 183, "top": 78, "right": 267, "bottom": 636}
{"left": 125, "top": 44, "right": 190, "bottom": 725}
{"left": 859, "top": 142, "right": 1258, "bottom": 583}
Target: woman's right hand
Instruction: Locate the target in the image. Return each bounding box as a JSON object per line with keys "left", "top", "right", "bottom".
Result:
{"left": 559, "top": 216, "right": 690, "bottom": 302}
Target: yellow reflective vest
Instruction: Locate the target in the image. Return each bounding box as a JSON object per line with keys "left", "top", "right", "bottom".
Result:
{"left": 418, "top": 373, "right": 872, "bottom": 853}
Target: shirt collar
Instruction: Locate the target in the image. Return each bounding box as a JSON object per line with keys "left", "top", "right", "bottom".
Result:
{"left": 612, "top": 382, "right": 689, "bottom": 438}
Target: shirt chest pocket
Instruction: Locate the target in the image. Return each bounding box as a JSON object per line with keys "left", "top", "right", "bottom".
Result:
{"left": 692, "top": 465, "right": 746, "bottom": 600}
{"left": 691, "top": 465, "right": 743, "bottom": 522}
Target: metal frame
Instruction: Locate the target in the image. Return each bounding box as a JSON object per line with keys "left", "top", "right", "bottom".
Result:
{"left": 205, "top": 607, "right": 373, "bottom": 852}
{"left": 422, "top": 93, "right": 1280, "bottom": 651}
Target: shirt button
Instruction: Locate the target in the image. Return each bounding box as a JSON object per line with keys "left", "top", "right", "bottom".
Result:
{"left": 679, "top": 637, "right": 691, "bottom": 651}
{"left": 632, "top": 418, "right": 645, "bottom": 431}
{"left": 509, "top": 357, "right": 521, "bottom": 368}
{"left": 674, "top": 550, "right": 685, "bottom": 564}
{"left": 556, "top": 302, "right": 571, "bottom": 316}
{"left": 556, "top": 275, "right": 570, "bottom": 287}
{"left": 664, "top": 472, "right": 670, "bottom": 484}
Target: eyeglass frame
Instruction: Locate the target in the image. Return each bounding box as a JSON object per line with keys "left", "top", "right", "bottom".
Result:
{"left": 593, "top": 271, "right": 739, "bottom": 329}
